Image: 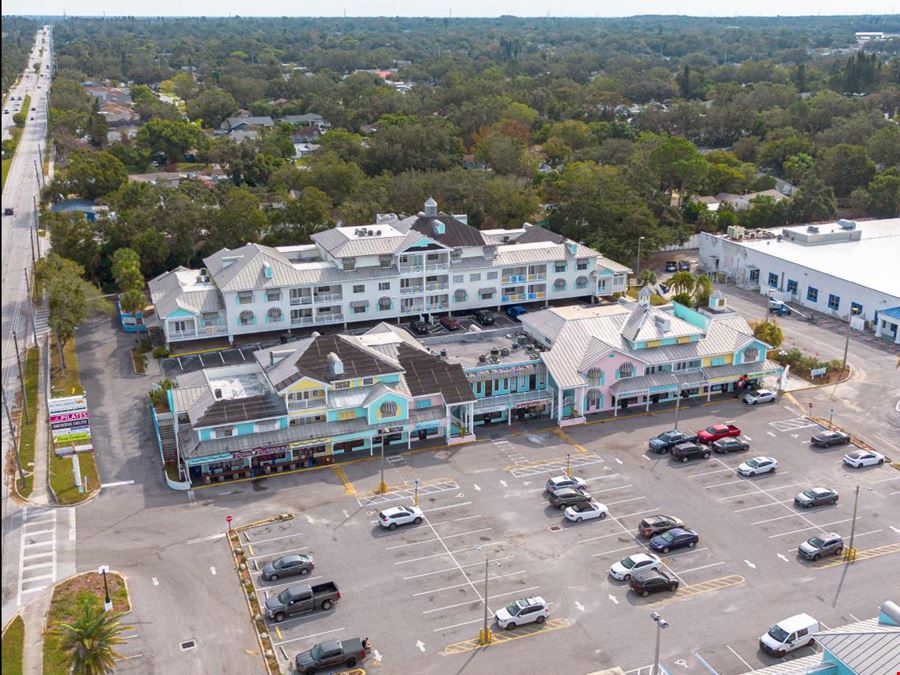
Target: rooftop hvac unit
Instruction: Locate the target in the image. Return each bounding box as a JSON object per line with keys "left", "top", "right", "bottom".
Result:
{"left": 837, "top": 219, "right": 857, "bottom": 230}
{"left": 806, "top": 226, "right": 819, "bottom": 234}
{"left": 726, "top": 225, "right": 746, "bottom": 240}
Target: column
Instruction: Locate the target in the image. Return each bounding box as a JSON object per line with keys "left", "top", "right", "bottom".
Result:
{"left": 557, "top": 388, "right": 563, "bottom": 424}
{"left": 645, "top": 393, "right": 650, "bottom": 411}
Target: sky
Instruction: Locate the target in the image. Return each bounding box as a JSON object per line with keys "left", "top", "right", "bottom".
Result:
{"left": 2, "top": 0, "right": 898, "bottom": 17}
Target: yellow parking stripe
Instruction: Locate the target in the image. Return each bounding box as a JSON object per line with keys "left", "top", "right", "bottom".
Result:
{"left": 442, "top": 618, "right": 571, "bottom": 655}
{"left": 331, "top": 466, "right": 357, "bottom": 496}
{"left": 816, "top": 541, "right": 900, "bottom": 569}
{"left": 553, "top": 428, "right": 588, "bottom": 455}
{"left": 648, "top": 575, "right": 745, "bottom": 606}
{"left": 275, "top": 626, "right": 283, "bottom": 640}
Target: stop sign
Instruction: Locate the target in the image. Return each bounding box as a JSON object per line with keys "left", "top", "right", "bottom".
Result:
{"left": 226, "top": 515, "right": 233, "bottom": 524}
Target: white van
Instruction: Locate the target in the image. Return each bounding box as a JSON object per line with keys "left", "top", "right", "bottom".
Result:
{"left": 759, "top": 613, "right": 820, "bottom": 657}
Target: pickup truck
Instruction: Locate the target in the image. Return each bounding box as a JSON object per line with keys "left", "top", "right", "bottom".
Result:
{"left": 648, "top": 429, "right": 699, "bottom": 454}
{"left": 696, "top": 423, "right": 742, "bottom": 444}
{"left": 294, "top": 638, "right": 368, "bottom": 674}
{"left": 264, "top": 581, "right": 340, "bottom": 622}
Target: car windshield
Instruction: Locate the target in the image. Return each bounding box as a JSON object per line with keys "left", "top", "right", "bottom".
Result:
{"left": 808, "top": 537, "right": 825, "bottom": 548}
{"left": 705, "top": 426, "right": 719, "bottom": 433}
{"left": 746, "top": 459, "right": 760, "bottom": 468}
{"left": 621, "top": 557, "right": 637, "bottom": 569}
{"left": 660, "top": 432, "right": 676, "bottom": 440}
{"left": 802, "top": 490, "right": 816, "bottom": 499}
{"left": 309, "top": 645, "right": 323, "bottom": 660}
{"left": 660, "top": 531, "right": 675, "bottom": 541}
{"left": 274, "top": 559, "right": 287, "bottom": 569}
{"left": 768, "top": 625, "right": 790, "bottom": 643}
{"left": 277, "top": 589, "right": 293, "bottom": 604}
{"left": 505, "top": 601, "right": 524, "bottom": 616}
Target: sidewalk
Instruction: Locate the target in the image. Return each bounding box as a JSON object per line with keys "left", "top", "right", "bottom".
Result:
{"left": 20, "top": 590, "right": 50, "bottom": 675}
{"left": 28, "top": 335, "right": 50, "bottom": 505}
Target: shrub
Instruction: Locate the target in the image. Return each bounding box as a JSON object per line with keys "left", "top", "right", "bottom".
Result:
{"left": 152, "top": 346, "right": 170, "bottom": 359}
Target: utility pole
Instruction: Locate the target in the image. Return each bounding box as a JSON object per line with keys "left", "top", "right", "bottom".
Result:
{"left": 2, "top": 393, "right": 28, "bottom": 483}
{"left": 24, "top": 268, "right": 38, "bottom": 344}
{"left": 841, "top": 308, "right": 859, "bottom": 373}
{"left": 13, "top": 332, "right": 30, "bottom": 424}
{"left": 34, "top": 159, "right": 43, "bottom": 189}
{"left": 673, "top": 384, "right": 683, "bottom": 430}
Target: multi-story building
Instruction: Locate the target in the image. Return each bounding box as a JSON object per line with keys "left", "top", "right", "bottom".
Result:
{"left": 166, "top": 323, "right": 476, "bottom": 485}
{"left": 148, "top": 199, "right": 630, "bottom": 346}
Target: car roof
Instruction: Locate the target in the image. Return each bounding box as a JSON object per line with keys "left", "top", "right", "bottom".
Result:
{"left": 646, "top": 514, "right": 674, "bottom": 523}
{"left": 630, "top": 553, "right": 656, "bottom": 562}
{"left": 523, "top": 596, "right": 546, "bottom": 606}
{"left": 811, "top": 487, "right": 833, "bottom": 494}
{"left": 846, "top": 450, "right": 864, "bottom": 457}
{"left": 381, "top": 505, "right": 412, "bottom": 515}
{"left": 777, "top": 613, "right": 818, "bottom": 631}
{"left": 280, "top": 554, "right": 307, "bottom": 563}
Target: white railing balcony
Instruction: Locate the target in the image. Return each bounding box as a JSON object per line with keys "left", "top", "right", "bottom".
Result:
{"left": 169, "top": 329, "right": 198, "bottom": 340}
{"left": 316, "top": 313, "right": 344, "bottom": 323}
{"left": 401, "top": 286, "right": 424, "bottom": 295}
{"left": 425, "top": 262, "right": 450, "bottom": 272}
{"left": 425, "top": 282, "right": 449, "bottom": 291}
{"left": 399, "top": 264, "right": 424, "bottom": 273}
{"left": 527, "top": 274, "right": 546, "bottom": 281}
{"left": 290, "top": 296, "right": 313, "bottom": 306}
{"left": 291, "top": 316, "right": 315, "bottom": 326}
{"left": 288, "top": 398, "right": 326, "bottom": 411}
{"left": 426, "top": 302, "right": 449, "bottom": 311}
{"left": 314, "top": 293, "right": 342, "bottom": 303}
{"left": 474, "top": 390, "right": 552, "bottom": 410}
{"left": 199, "top": 325, "right": 228, "bottom": 336}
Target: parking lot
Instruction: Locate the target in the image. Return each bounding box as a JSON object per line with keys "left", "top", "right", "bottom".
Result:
{"left": 219, "top": 397, "right": 899, "bottom": 674}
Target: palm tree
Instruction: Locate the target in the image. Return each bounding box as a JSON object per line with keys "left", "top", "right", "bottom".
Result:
{"left": 51, "top": 599, "right": 131, "bottom": 675}
{"left": 667, "top": 271, "right": 696, "bottom": 296}
{"left": 693, "top": 274, "right": 714, "bottom": 303}
{"left": 637, "top": 269, "right": 658, "bottom": 287}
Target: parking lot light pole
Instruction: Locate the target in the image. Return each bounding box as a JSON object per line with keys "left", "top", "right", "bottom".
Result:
{"left": 565, "top": 453, "right": 571, "bottom": 477}
{"left": 841, "top": 307, "right": 860, "bottom": 373}
{"left": 377, "top": 440, "right": 388, "bottom": 494}
{"left": 651, "top": 611, "right": 668, "bottom": 675}
{"left": 479, "top": 556, "right": 492, "bottom": 645}
{"left": 414, "top": 479, "right": 419, "bottom": 507}
{"left": 828, "top": 408, "right": 834, "bottom": 429}
{"left": 845, "top": 484, "right": 860, "bottom": 561}
{"left": 636, "top": 236, "right": 645, "bottom": 280}
{"left": 99, "top": 565, "right": 113, "bottom": 612}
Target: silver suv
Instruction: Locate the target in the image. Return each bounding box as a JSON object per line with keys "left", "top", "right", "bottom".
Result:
{"left": 798, "top": 532, "right": 843, "bottom": 561}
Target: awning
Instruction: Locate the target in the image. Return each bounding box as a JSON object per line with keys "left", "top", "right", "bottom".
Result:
{"left": 701, "top": 359, "right": 783, "bottom": 384}
{"left": 609, "top": 372, "right": 680, "bottom": 395}
{"left": 350, "top": 300, "right": 369, "bottom": 308}
{"left": 479, "top": 287, "right": 496, "bottom": 294}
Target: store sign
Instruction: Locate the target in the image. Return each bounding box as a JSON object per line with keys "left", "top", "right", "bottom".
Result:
{"left": 516, "top": 400, "right": 547, "bottom": 409}
{"left": 379, "top": 426, "right": 403, "bottom": 434}
{"left": 289, "top": 437, "right": 330, "bottom": 449}
{"left": 48, "top": 395, "right": 88, "bottom": 414}
{"left": 50, "top": 394, "right": 92, "bottom": 454}
{"left": 50, "top": 410, "right": 89, "bottom": 424}
{"left": 53, "top": 429, "right": 93, "bottom": 444}
{"left": 232, "top": 444, "right": 289, "bottom": 459}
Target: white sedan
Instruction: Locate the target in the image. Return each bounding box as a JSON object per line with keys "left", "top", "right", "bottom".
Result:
{"left": 842, "top": 450, "right": 886, "bottom": 468}
{"left": 608, "top": 553, "right": 661, "bottom": 581}
{"left": 743, "top": 389, "right": 777, "bottom": 405}
{"left": 378, "top": 505, "right": 424, "bottom": 529}
{"left": 737, "top": 456, "right": 778, "bottom": 476}
{"left": 564, "top": 501, "right": 609, "bottom": 522}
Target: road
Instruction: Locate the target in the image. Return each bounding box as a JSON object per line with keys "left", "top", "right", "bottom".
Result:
{"left": 1, "top": 25, "right": 53, "bottom": 627}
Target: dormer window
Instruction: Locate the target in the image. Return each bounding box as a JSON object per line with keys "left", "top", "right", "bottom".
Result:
{"left": 380, "top": 401, "right": 398, "bottom": 416}
{"left": 379, "top": 255, "right": 393, "bottom": 268}
{"left": 743, "top": 347, "right": 760, "bottom": 362}
{"left": 343, "top": 258, "right": 356, "bottom": 271}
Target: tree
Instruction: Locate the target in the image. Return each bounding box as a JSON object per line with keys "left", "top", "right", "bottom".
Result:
{"left": 649, "top": 135, "right": 708, "bottom": 204}
{"left": 51, "top": 598, "right": 130, "bottom": 675}
{"left": 866, "top": 169, "right": 900, "bottom": 218}
{"left": 135, "top": 119, "right": 204, "bottom": 165}
{"left": 363, "top": 116, "right": 463, "bottom": 175}
{"left": 667, "top": 271, "right": 696, "bottom": 296}
{"left": 84, "top": 99, "right": 108, "bottom": 148}
{"left": 753, "top": 320, "right": 784, "bottom": 348}
{"left": 45, "top": 212, "right": 102, "bottom": 280}
{"left": 111, "top": 248, "right": 143, "bottom": 294}
{"left": 65, "top": 150, "right": 128, "bottom": 200}
{"left": 35, "top": 254, "right": 113, "bottom": 368}
{"left": 302, "top": 152, "right": 365, "bottom": 206}
{"left": 264, "top": 187, "right": 334, "bottom": 246}
{"left": 205, "top": 187, "right": 269, "bottom": 252}
{"left": 637, "top": 269, "right": 658, "bottom": 287}
{"left": 867, "top": 126, "right": 900, "bottom": 168}
{"left": 186, "top": 87, "right": 239, "bottom": 129}
{"left": 790, "top": 176, "right": 837, "bottom": 223}
{"left": 671, "top": 291, "right": 694, "bottom": 307}
{"left": 817, "top": 144, "right": 876, "bottom": 199}
{"left": 782, "top": 153, "right": 815, "bottom": 184}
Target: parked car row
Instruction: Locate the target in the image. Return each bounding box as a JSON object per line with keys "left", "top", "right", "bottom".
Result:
{"left": 407, "top": 310, "right": 498, "bottom": 336}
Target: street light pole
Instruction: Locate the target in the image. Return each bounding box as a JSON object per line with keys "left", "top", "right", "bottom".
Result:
{"left": 1, "top": 394, "right": 27, "bottom": 482}
{"left": 828, "top": 408, "right": 834, "bottom": 429}
{"left": 845, "top": 484, "right": 860, "bottom": 561}
{"left": 377, "top": 438, "right": 387, "bottom": 494}
{"left": 99, "top": 565, "right": 113, "bottom": 612}
{"left": 414, "top": 479, "right": 419, "bottom": 507}
{"left": 636, "top": 236, "right": 645, "bottom": 280}
{"left": 480, "top": 555, "right": 492, "bottom": 645}
{"left": 565, "top": 452, "right": 571, "bottom": 478}
{"left": 651, "top": 611, "right": 669, "bottom": 675}
{"left": 841, "top": 307, "right": 860, "bottom": 374}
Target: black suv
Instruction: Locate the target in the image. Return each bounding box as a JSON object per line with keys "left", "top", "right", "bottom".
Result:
{"left": 474, "top": 309, "right": 495, "bottom": 326}
{"left": 548, "top": 487, "right": 591, "bottom": 509}
{"left": 670, "top": 442, "right": 710, "bottom": 463}
{"left": 629, "top": 570, "right": 679, "bottom": 597}
{"left": 409, "top": 321, "right": 432, "bottom": 336}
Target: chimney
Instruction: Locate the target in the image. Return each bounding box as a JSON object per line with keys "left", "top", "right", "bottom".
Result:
{"left": 327, "top": 352, "right": 344, "bottom": 376}
{"left": 424, "top": 197, "right": 437, "bottom": 217}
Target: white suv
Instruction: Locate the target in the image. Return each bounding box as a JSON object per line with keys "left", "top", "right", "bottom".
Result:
{"left": 545, "top": 475, "right": 587, "bottom": 493}
{"left": 378, "top": 505, "right": 424, "bottom": 529}
{"left": 494, "top": 596, "right": 549, "bottom": 630}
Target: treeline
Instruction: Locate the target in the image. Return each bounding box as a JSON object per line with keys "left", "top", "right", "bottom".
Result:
{"left": 1, "top": 17, "right": 38, "bottom": 95}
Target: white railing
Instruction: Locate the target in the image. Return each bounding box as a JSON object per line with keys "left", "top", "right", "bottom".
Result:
{"left": 291, "top": 316, "right": 315, "bottom": 326}
{"left": 316, "top": 313, "right": 344, "bottom": 323}
{"left": 425, "top": 282, "right": 449, "bottom": 291}
{"left": 401, "top": 286, "right": 424, "bottom": 295}
{"left": 288, "top": 398, "right": 326, "bottom": 410}
{"left": 290, "top": 296, "right": 313, "bottom": 305}
{"left": 474, "top": 390, "right": 552, "bottom": 410}
{"left": 399, "top": 264, "right": 424, "bottom": 273}
{"left": 315, "top": 293, "right": 342, "bottom": 303}
{"left": 200, "top": 325, "right": 228, "bottom": 336}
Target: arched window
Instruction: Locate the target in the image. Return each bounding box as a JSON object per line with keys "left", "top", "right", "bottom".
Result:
{"left": 576, "top": 275, "right": 588, "bottom": 289}
{"left": 380, "top": 401, "right": 398, "bottom": 417}
{"left": 587, "top": 368, "right": 603, "bottom": 383}
{"left": 454, "top": 289, "right": 467, "bottom": 302}
{"left": 553, "top": 278, "right": 566, "bottom": 290}
{"left": 617, "top": 362, "right": 634, "bottom": 379}
{"left": 239, "top": 310, "right": 255, "bottom": 326}
{"left": 743, "top": 347, "right": 759, "bottom": 362}
{"left": 266, "top": 307, "right": 283, "bottom": 323}
{"left": 378, "top": 296, "right": 392, "bottom": 311}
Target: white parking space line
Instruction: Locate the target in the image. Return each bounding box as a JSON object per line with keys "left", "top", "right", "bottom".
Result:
{"left": 385, "top": 528, "right": 493, "bottom": 551}
{"left": 674, "top": 562, "right": 725, "bottom": 575}
{"left": 432, "top": 617, "right": 485, "bottom": 633}
{"left": 412, "top": 570, "right": 527, "bottom": 597}
{"left": 590, "top": 544, "right": 642, "bottom": 558}
{"left": 251, "top": 576, "right": 322, "bottom": 590}
{"left": 246, "top": 532, "right": 303, "bottom": 546}
{"left": 247, "top": 547, "right": 308, "bottom": 560}
{"left": 580, "top": 531, "right": 634, "bottom": 544}
{"left": 870, "top": 475, "right": 900, "bottom": 484}
{"left": 704, "top": 478, "right": 747, "bottom": 489}
{"left": 689, "top": 468, "right": 735, "bottom": 478}
{"left": 661, "top": 546, "right": 709, "bottom": 559}
{"left": 422, "top": 586, "right": 539, "bottom": 615}
{"left": 587, "top": 484, "right": 633, "bottom": 494}
{"left": 607, "top": 496, "right": 646, "bottom": 507}
{"left": 429, "top": 515, "right": 482, "bottom": 527}
{"left": 752, "top": 513, "right": 803, "bottom": 526}
{"left": 734, "top": 499, "right": 796, "bottom": 513}
{"left": 425, "top": 501, "right": 472, "bottom": 513}
{"left": 727, "top": 645, "right": 755, "bottom": 671}
{"left": 273, "top": 627, "right": 345, "bottom": 646}
{"left": 768, "top": 518, "right": 854, "bottom": 539}
{"left": 617, "top": 508, "right": 661, "bottom": 519}
{"left": 402, "top": 556, "right": 512, "bottom": 581}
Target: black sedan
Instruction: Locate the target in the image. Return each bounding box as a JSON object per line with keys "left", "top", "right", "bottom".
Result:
{"left": 810, "top": 430, "right": 851, "bottom": 448}
{"left": 408, "top": 321, "right": 432, "bottom": 336}
{"left": 712, "top": 437, "right": 750, "bottom": 454}
{"left": 548, "top": 487, "right": 591, "bottom": 509}
{"left": 794, "top": 488, "right": 839, "bottom": 508}
{"left": 670, "top": 442, "right": 710, "bottom": 463}
{"left": 648, "top": 430, "right": 698, "bottom": 454}
{"left": 629, "top": 570, "right": 679, "bottom": 597}
{"left": 649, "top": 527, "right": 699, "bottom": 553}
{"left": 261, "top": 554, "right": 315, "bottom": 582}
{"left": 473, "top": 309, "right": 495, "bottom": 326}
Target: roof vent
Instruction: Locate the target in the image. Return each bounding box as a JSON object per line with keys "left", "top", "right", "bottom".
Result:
{"left": 807, "top": 225, "right": 819, "bottom": 234}
{"left": 424, "top": 197, "right": 438, "bottom": 217}
{"left": 263, "top": 262, "right": 273, "bottom": 279}
{"left": 654, "top": 315, "right": 671, "bottom": 333}
{"left": 368, "top": 229, "right": 375, "bottom": 236}
{"left": 213, "top": 388, "right": 222, "bottom": 399}
{"left": 837, "top": 219, "right": 857, "bottom": 230}
{"left": 478, "top": 353, "right": 487, "bottom": 363}
{"left": 327, "top": 352, "right": 344, "bottom": 376}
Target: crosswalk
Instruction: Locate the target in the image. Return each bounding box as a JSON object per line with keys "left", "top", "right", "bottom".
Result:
{"left": 18, "top": 506, "right": 60, "bottom": 603}
{"left": 33, "top": 307, "right": 50, "bottom": 337}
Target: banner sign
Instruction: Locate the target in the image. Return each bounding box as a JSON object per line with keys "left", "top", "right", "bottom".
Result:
{"left": 50, "top": 394, "right": 92, "bottom": 454}
{"left": 48, "top": 395, "right": 88, "bottom": 414}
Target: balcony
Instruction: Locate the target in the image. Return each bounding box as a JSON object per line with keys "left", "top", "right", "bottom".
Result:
{"left": 398, "top": 264, "right": 424, "bottom": 274}
{"left": 316, "top": 313, "right": 344, "bottom": 324}
{"left": 426, "top": 302, "right": 449, "bottom": 311}
{"left": 288, "top": 398, "right": 326, "bottom": 411}
{"left": 502, "top": 294, "right": 526, "bottom": 303}
{"left": 291, "top": 316, "right": 315, "bottom": 326}
{"left": 425, "top": 261, "right": 450, "bottom": 272}
{"left": 199, "top": 325, "right": 228, "bottom": 336}
{"left": 425, "top": 282, "right": 449, "bottom": 291}
{"left": 314, "top": 293, "right": 342, "bottom": 303}
{"left": 401, "top": 285, "right": 424, "bottom": 295}
{"left": 474, "top": 389, "right": 552, "bottom": 411}
{"left": 289, "top": 295, "right": 313, "bottom": 306}
{"left": 527, "top": 274, "right": 547, "bottom": 282}
{"left": 501, "top": 275, "right": 527, "bottom": 285}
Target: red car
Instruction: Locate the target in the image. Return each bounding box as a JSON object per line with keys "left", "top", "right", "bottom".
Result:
{"left": 696, "top": 424, "right": 741, "bottom": 444}
{"left": 439, "top": 316, "right": 461, "bottom": 331}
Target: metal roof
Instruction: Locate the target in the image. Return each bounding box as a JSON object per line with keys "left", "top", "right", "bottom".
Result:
{"left": 813, "top": 617, "right": 900, "bottom": 675}
{"left": 396, "top": 343, "right": 475, "bottom": 405}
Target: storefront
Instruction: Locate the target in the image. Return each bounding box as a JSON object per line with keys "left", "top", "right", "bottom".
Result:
{"left": 187, "top": 438, "right": 331, "bottom": 484}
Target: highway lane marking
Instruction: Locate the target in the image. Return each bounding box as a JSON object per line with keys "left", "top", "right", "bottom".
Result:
{"left": 412, "top": 570, "right": 527, "bottom": 597}
{"left": 422, "top": 586, "right": 539, "bottom": 615}
{"left": 768, "top": 518, "right": 854, "bottom": 539}
{"left": 385, "top": 528, "right": 493, "bottom": 550}
{"left": 402, "top": 556, "right": 512, "bottom": 581}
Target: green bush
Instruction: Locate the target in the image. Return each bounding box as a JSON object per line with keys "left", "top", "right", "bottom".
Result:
{"left": 152, "top": 346, "right": 170, "bottom": 358}
{"left": 137, "top": 336, "right": 153, "bottom": 353}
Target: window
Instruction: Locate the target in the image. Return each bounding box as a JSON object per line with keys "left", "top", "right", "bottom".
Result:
{"left": 378, "top": 297, "right": 391, "bottom": 311}
{"left": 554, "top": 262, "right": 567, "bottom": 273}
{"left": 450, "top": 248, "right": 462, "bottom": 261}
{"left": 743, "top": 347, "right": 759, "bottom": 362}
{"left": 768, "top": 273, "right": 779, "bottom": 288}
{"left": 256, "top": 419, "right": 278, "bottom": 433}
{"left": 380, "top": 401, "right": 398, "bottom": 416}
{"left": 807, "top": 287, "right": 818, "bottom": 302}
{"left": 379, "top": 255, "right": 393, "bottom": 268}
{"left": 576, "top": 276, "right": 588, "bottom": 289}
{"left": 454, "top": 289, "right": 467, "bottom": 302}
{"left": 617, "top": 363, "right": 634, "bottom": 379}
{"left": 362, "top": 377, "right": 374, "bottom": 386}
{"left": 827, "top": 294, "right": 840, "bottom": 311}
{"left": 237, "top": 290, "right": 253, "bottom": 304}
{"left": 342, "top": 258, "right": 356, "bottom": 271}
{"left": 749, "top": 269, "right": 760, "bottom": 283}
{"left": 378, "top": 282, "right": 390, "bottom": 291}
{"left": 587, "top": 368, "right": 603, "bottom": 382}
{"left": 239, "top": 310, "right": 255, "bottom": 326}
{"left": 453, "top": 274, "right": 464, "bottom": 283}
{"left": 554, "top": 278, "right": 566, "bottom": 290}
{"left": 266, "top": 308, "right": 283, "bottom": 323}
{"left": 850, "top": 302, "right": 863, "bottom": 316}
{"left": 426, "top": 253, "right": 441, "bottom": 262}
{"left": 265, "top": 289, "right": 281, "bottom": 302}
{"left": 480, "top": 290, "right": 494, "bottom": 300}
{"left": 352, "top": 305, "right": 366, "bottom": 314}
{"left": 786, "top": 279, "right": 798, "bottom": 295}
{"left": 213, "top": 425, "right": 235, "bottom": 439}
{"left": 576, "top": 259, "right": 589, "bottom": 271}
{"left": 470, "top": 273, "right": 481, "bottom": 282}
{"left": 201, "top": 312, "right": 219, "bottom": 327}
{"left": 353, "top": 284, "right": 365, "bottom": 294}
{"left": 487, "top": 271, "right": 498, "bottom": 280}
{"left": 333, "top": 381, "right": 350, "bottom": 389}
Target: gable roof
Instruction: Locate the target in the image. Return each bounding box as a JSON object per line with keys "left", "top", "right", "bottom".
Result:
{"left": 203, "top": 244, "right": 301, "bottom": 292}
{"left": 188, "top": 392, "right": 287, "bottom": 428}
{"left": 148, "top": 267, "right": 224, "bottom": 318}
{"left": 409, "top": 214, "right": 487, "bottom": 248}
{"left": 813, "top": 617, "right": 900, "bottom": 675}
{"left": 225, "top": 116, "right": 274, "bottom": 129}
{"left": 285, "top": 334, "right": 400, "bottom": 386}
{"left": 396, "top": 343, "right": 475, "bottom": 404}
{"left": 515, "top": 224, "right": 567, "bottom": 245}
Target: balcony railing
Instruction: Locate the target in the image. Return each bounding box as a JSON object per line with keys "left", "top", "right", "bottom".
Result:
{"left": 291, "top": 316, "right": 315, "bottom": 326}
{"left": 401, "top": 286, "right": 424, "bottom": 295}
{"left": 527, "top": 274, "right": 547, "bottom": 281}
{"left": 315, "top": 313, "right": 344, "bottom": 323}
{"left": 199, "top": 325, "right": 228, "bottom": 336}
{"left": 502, "top": 294, "right": 526, "bottom": 303}
{"left": 425, "top": 282, "right": 449, "bottom": 291}
{"left": 290, "top": 296, "right": 313, "bottom": 305}
{"left": 314, "top": 293, "right": 342, "bottom": 303}
{"left": 398, "top": 264, "right": 424, "bottom": 273}
{"left": 426, "top": 302, "right": 449, "bottom": 311}
{"left": 288, "top": 398, "right": 326, "bottom": 411}
{"left": 473, "top": 389, "right": 552, "bottom": 411}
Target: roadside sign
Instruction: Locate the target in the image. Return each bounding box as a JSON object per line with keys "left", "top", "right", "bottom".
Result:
{"left": 226, "top": 515, "right": 233, "bottom": 524}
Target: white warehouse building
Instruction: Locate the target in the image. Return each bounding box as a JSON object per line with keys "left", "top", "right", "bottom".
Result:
{"left": 148, "top": 200, "right": 631, "bottom": 346}
{"left": 698, "top": 218, "right": 900, "bottom": 344}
